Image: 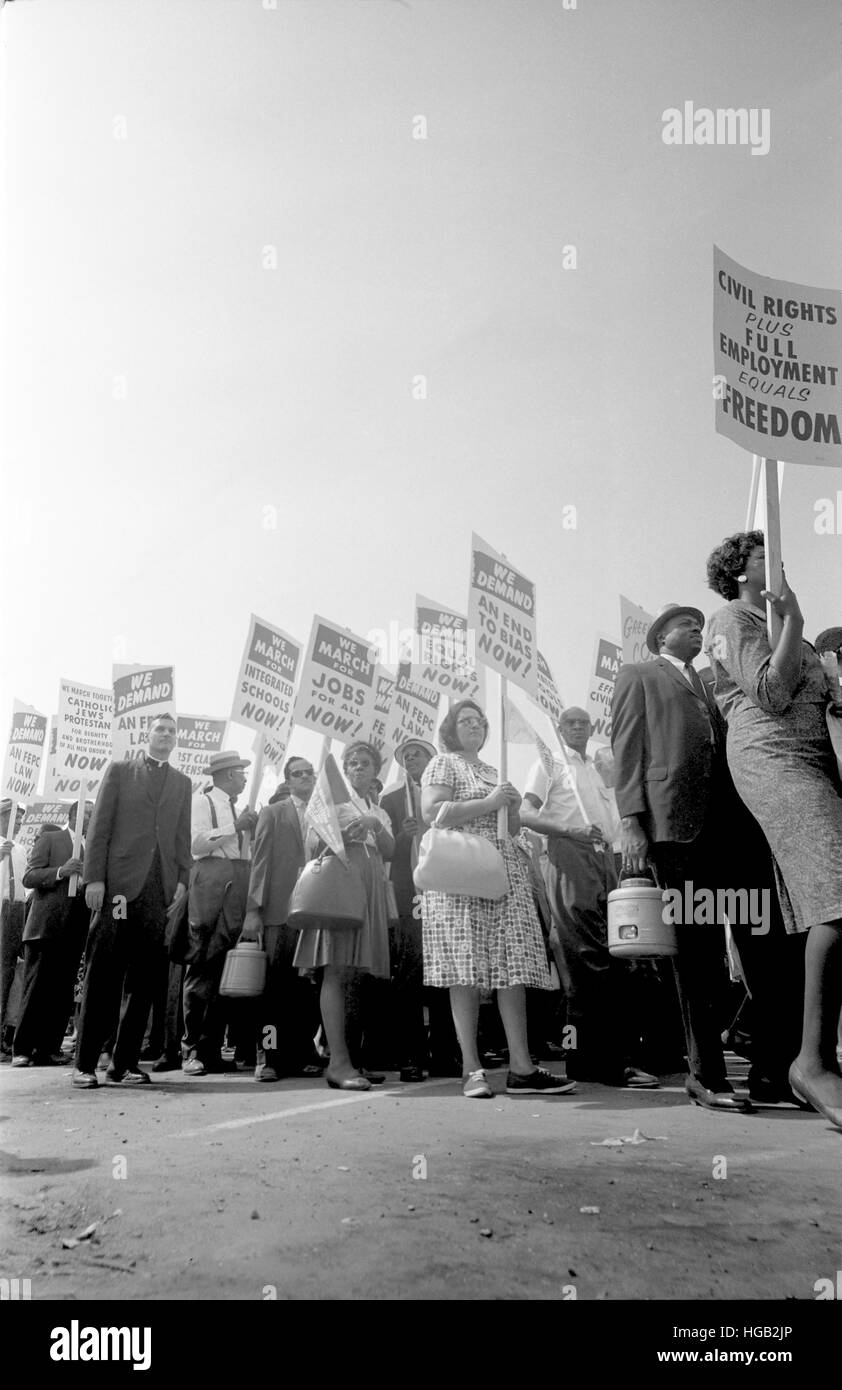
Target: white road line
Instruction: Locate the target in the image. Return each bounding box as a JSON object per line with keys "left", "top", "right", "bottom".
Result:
{"left": 168, "top": 1076, "right": 454, "bottom": 1138}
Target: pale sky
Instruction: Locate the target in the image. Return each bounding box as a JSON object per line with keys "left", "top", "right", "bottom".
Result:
{"left": 1, "top": 0, "right": 840, "bottom": 792}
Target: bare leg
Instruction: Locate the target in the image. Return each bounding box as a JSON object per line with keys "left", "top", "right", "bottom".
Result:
{"left": 790, "top": 921, "right": 842, "bottom": 1123}
{"left": 320, "top": 966, "right": 357, "bottom": 1082}
{"left": 449, "top": 985, "right": 482, "bottom": 1073}
{"left": 496, "top": 985, "right": 535, "bottom": 1075}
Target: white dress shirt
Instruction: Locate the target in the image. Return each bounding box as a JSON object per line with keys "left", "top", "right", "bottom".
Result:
{"left": 191, "top": 786, "right": 244, "bottom": 860}
{"left": 525, "top": 746, "right": 620, "bottom": 843}
{"left": 659, "top": 650, "right": 695, "bottom": 683}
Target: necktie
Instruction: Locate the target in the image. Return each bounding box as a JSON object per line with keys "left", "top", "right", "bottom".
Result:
{"left": 685, "top": 665, "right": 719, "bottom": 745}
{"left": 229, "top": 798, "right": 243, "bottom": 855}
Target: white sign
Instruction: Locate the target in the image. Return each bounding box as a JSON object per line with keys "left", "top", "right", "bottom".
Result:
{"left": 230, "top": 615, "right": 301, "bottom": 761}
{"left": 714, "top": 245, "right": 841, "bottom": 468}
{"left": 620, "top": 595, "right": 656, "bottom": 667}
{"left": 46, "top": 680, "right": 113, "bottom": 799}
{"left": 586, "top": 634, "right": 622, "bottom": 745}
{"left": 532, "top": 650, "right": 564, "bottom": 724}
{"left": 1, "top": 700, "right": 48, "bottom": 804}
{"left": 112, "top": 664, "right": 176, "bottom": 762}
{"left": 18, "top": 800, "right": 70, "bottom": 853}
{"left": 468, "top": 534, "right": 538, "bottom": 699}
{"left": 366, "top": 667, "right": 397, "bottom": 759}
{"left": 382, "top": 662, "right": 442, "bottom": 761}
{"left": 176, "top": 715, "right": 228, "bottom": 792}
{"left": 414, "top": 594, "right": 482, "bottom": 701}
{"left": 293, "top": 615, "right": 378, "bottom": 744}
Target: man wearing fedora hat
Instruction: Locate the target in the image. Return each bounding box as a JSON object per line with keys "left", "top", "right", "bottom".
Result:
{"left": 180, "top": 751, "right": 257, "bottom": 1076}
{"left": 611, "top": 603, "right": 753, "bottom": 1113}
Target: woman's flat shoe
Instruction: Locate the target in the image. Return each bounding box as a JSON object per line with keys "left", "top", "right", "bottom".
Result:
{"left": 326, "top": 1073, "right": 372, "bottom": 1092}
{"left": 788, "top": 1063, "right": 842, "bottom": 1130}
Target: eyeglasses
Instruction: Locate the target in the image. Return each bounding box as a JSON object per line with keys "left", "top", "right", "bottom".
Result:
{"left": 289, "top": 769, "right": 314, "bottom": 778}
{"left": 456, "top": 718, "right": 486, "bottom": 729}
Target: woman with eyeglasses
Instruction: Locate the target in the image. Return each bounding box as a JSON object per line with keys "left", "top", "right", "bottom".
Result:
{"left": 419, "top": 699, "right": 574, "bottom": 1099}
{"left": 293, "top": 741, "right": 394, "bottom": 1091}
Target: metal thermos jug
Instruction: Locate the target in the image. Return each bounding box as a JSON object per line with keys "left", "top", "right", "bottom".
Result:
{"left": 607, "top": 874, "right": 677, "bottom": 958}
{"left": 219, "top": 940, "right": 268, "bottom": 997}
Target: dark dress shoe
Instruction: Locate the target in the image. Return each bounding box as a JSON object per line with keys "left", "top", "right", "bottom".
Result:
{"left": 105, "top": 1066, "right": 150, "bottom": 1086}
{"left": 399, "top": 1066, "right": 425, "bottom": 1083}
{"left": 686, "top": 1077, "right": 754, "bottom": 1112}
{"left": 788, "top": 1063, "right": 842, "bottom": 1130}
{"left": 748, "top": 1075, "right": 811, "bottom": 1108}
{"left": 151, "top": 1054, "right": 182, "bottom": 1073}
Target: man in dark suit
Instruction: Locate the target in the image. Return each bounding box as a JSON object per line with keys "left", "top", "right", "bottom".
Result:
{"left": 611, "top": 603, "right": 752, "bottom": 1113}
{"left": 73, "top": 713, "right": 192, "bottom": 1088}
{"left": 240, "top": 754, "right": 321, "bottom": 1081}
{"left": 13, "top": 801, "right": 93, "bottom": 1065}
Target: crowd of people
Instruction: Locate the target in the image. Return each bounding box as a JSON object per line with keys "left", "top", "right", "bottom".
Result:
{"left": 2, "top": 530, "right": 841, "bottom": 1128}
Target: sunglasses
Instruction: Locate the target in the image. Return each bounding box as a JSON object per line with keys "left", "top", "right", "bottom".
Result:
{"left": 456, "top": 718, "right": 486, "bottom": 729}
{"left": 289, "top": 769, "right": 314, "bottom": 778}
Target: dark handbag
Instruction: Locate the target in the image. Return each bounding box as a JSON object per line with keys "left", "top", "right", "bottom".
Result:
{"left": 287, "top": 851, "right": 367, "bottom": 932}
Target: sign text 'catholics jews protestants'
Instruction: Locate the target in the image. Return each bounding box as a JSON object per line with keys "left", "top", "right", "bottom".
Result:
{"left": 230, "top": 615, "right": 301, "bottom": 770}
{"left": 46, "top": 680, "right": 112, "bottom": 799}
{"left": 586, "top": 635, "right": 622, "bottom": 744}
{"left": 714, "top": 245, "right": 841, "bottom": 468}
{"left": 468, "top": 534, "right": 539, "bottom": 699}
{"left": 112, "top": 665, "right": 176, "bottom": 762}
{"left": 293, "top": 616, "right": 378, "bottom": 744}
{"left": 1, "top": 701, "right": 48, "bottom": 803}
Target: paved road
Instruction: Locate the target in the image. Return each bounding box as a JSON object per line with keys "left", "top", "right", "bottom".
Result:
{"left": 2, "top": 1060, "right": 840, "bottom": 1302}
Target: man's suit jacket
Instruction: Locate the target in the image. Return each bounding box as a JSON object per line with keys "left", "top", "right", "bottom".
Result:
{"left": 82, "top": 756, "right": 193, "bottom": 903}
{"left": 611, "top": 657, "right": 729, "bottom": 845}
{"left": 22, "top": 828, "right": 84, "bottom": 942}
{"left": 381, "top": 786, "right": 417, "bottom": 918}
{"left": 246, "top": 799, "right": 307, "bottom": 926}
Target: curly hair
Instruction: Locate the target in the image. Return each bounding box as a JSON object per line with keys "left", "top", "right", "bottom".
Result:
{"left": 438, "top": 699, "right": 488, "bottom": 753}
{"left": 705, "top": 529, "right": 765, "bottom": 600}
{"left": 341, "top": 741, "right": 383, "bottom": 776}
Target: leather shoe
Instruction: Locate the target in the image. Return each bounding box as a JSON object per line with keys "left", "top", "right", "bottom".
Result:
{"left": 623, "top": 1066, "right": 660, "bottom": 1089}
{"left": 182, "top": 1057, "right": 206, "bottom": 1076}
{"left": 686, "top": 1077, "right": 753, "bottom": 1112}
{"left": 254, "top": 1063, "right": 279, "bottom": 1082}
{"left": 71, "top": 1069, "right": 98, "bottom": 1089}
{"left": 326, "top": 1072, "right": 372, "bottom": 1091}
{"left": 104, "top": 1066, "right": 150, "bottom": 1086}
{"left": 360, "top": 1069, "right": 385, "bottom": 1084}
{"left": 788, "top": 1063, "right": 842, "bottom": 1130}
{"left": 399, "top": 1066, "right": 425, "bottom": 1083}
{"left": 748, "top": 1075, "right": 810, "bottom": 1108}
{"left": 151, "top": 1054, "right": 182, "bottom": 1073}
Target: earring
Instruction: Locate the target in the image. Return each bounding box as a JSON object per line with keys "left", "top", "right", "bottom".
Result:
{"left": 737, "top": 574, "right": 747, "bottom": 582}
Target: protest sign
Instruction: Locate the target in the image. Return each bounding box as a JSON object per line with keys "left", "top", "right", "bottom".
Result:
{"left": 18, "top": 800, "right": 69, "bottom": 853}
{"left": 468, "top": 534, "right": 538, "bottom": 699}
{"left": 1, "top": 700, "right": 48, "bottom": 803}
{"left": 620, "top": 595, "right": 656, "bottom": 667}
{"left": 293, "top": 616, "right": 378, "bottom": 744}
{"left": 46, "top": 680, "right": 113, "bottom": 798}
{"left": 175, "top": 715, "right": 228, "bottom": 792}
{"left": 532, "top": 649, "right": 564, "bottom": 725}
{"left": 714, "top": 246, "right": 841, "bottom": 469}
{"left": 586, "top": 634, "right": 622, "bottom": 744}
{"left": 414, "top": 594, "right": 482, "bottom": 701}
{"left": 112, "top": 665, "right": 176, "bottom": 762}
{"left": 382, "top": 662, "right": 441, "bottom": 761}
{"left": 230, "top": 615, "right": 301, "bottom": 746}
{"left": 366, "top": 667, "right": 397, "bottom": 759}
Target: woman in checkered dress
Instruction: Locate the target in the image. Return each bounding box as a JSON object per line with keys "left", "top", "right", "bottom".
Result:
{"left": 419, "top": 700, "right": 574, "bottom": 1099}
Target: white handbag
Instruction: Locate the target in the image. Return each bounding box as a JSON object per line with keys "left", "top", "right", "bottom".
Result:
{"left": 413, "top": 806, "right": 508, "bottom": 900}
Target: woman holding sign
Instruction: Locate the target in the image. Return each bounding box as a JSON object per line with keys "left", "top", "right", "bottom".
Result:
{"left": 293, "top": 741, "right": 394, "bottom": 1092}
{"left": 419, "top": 700, "right": 574, "bottom": 1099}
{"left": 706, "top": 534, "right": 842, "bottom": 1129}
